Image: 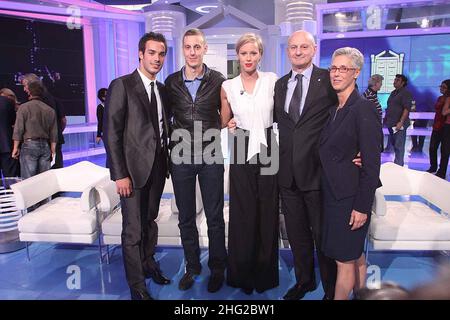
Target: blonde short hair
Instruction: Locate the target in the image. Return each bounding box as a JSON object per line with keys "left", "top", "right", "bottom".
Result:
{"left": 235, "top": 33, "right": 263, "bottom": 56}
{"left": 183, "top": 28, "right": 206, "bottom": 45}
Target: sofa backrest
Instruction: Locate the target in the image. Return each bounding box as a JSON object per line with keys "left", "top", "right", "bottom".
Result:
{"left": 55, "top": 161, "right": 110, "bottom": 191}
{"left": 10, "top": 170, "right": 59, "bottom": 209}
{"left": 418, "top": 172, "right": 450, "bottom": 215}
{"left": 379, "top": 162, "right": 421, "bottom": 195}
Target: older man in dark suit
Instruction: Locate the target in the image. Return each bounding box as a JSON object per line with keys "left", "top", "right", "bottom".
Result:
{"left": 0, "top": 95, "right": 18, "bottom": 177}
{"left": 104, "top": 32, "right": 171, "bottom": 300}
{"left": 274, "top": 30, "right": 338, "bottom": 300}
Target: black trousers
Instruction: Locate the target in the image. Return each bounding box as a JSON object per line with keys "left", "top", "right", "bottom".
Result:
{"left": 437, "top": 124, "right": 450, "bottom": 178}
{"left": 429, "top": 129, "right": 443, "bottom": 171}
{"left": 0, "top": 152, "right": 19, "bottom": 177}
{"left": 51, "top": 143, "right": 63, "bottom": 169}
{"left": 120, "top": 150, "right": 167, "bottom": 291}
{"left": 280, "top": 182, "right": 337, "bottom": 297}
{"left": 227, "top": 129, "right": 279, "bottom": 291}
{"left": 411, "top": 119, "right": 427, "bottom": 151}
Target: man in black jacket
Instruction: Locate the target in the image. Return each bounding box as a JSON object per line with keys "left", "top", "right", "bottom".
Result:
{"left": 274, "top": 30, "right": 338, "bottom": 300}
{"left": 165, "top": 28, "right": 227, "bottom": 293}
{"left": 104, "top": 32, "right": 171, "bottom": 300}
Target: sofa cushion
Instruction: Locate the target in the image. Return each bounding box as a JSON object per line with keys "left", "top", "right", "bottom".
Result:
{"left": 18, "top": 197, "right": 96, "bottom": 235}
{"left": 102, "top": 198, "right": 175, "bottom": 237}
{"left": 370, "top": 201, "right": 450, "bottom": 241}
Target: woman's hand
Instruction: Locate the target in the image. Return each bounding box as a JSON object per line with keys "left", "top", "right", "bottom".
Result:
{"left": 227, "top": 118, "right": 237, "bottom": 134}
{"left": 349, "top": 209, "right": 367, "bottom": 230}
{"left": 352, "top": 152, "right": 362, "bottom": 167}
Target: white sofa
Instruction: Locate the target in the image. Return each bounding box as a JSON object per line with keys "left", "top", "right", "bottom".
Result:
{"left": 10, "top": 161, "right": 110, "bottom": 260}
{"left": 369, "top": 162, "right": 450, "bottom": 251}
{"left": 99, "top": 165, "right": 231, "bottom": 262}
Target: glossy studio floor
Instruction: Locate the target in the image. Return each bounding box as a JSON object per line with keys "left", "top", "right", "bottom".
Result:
{"left": 0, "top": 149, "right": 449, "bottom": 300}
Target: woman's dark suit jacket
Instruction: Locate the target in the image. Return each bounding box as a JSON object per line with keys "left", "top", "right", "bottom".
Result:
{"left": 319, "top": 89, "right": 382, "bottom": 214}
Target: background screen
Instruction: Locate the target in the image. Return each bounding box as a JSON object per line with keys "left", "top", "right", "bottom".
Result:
{"left": 320, "top": 34, "right": 450, "bottom": 112}
{"left": 0, "top": 15, "right": 85, "bottom": 116}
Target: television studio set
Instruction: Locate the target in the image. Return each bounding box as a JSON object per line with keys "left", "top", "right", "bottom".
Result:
{"left": 0, "top": 0, "right": 449, "bottom": 306}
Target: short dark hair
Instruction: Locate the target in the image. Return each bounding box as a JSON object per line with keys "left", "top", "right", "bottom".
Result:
{"left": 27, "top": 81, "right": 44, "bottom": 98}
{"left": 442, "top": 79, "right": 450, "bottom": 91}
{"left": 97, "top": 88, "right": 107, "bottom": 101}
{"left": 138, "top": 32, "right": 167, "bottom": 59}
{"left": 395, "top": 74, "right": 408, "bottom": 87}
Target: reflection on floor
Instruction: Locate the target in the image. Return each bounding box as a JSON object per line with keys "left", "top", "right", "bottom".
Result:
{"left": 1, "top": 152, "right": 448, "bottom": 300}
{"left": 0, "top": 242, "right": 448, "bottom": 300}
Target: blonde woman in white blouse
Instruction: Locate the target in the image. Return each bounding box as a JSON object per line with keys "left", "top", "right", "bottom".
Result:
{"left": 220, "top": 33, "right": 279, "bottom": 294}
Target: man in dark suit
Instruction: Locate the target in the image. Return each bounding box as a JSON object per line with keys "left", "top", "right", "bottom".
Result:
{"left": 104, "top": 32, "right": 171, "bottom": 300}
{"left": 274, "top": 30, "right": 338, "bottom": 300}
{"left": 0, "top": 95, "right": 18, "bottom": 178}
{"left": 96, "top": 88, "right": 107, "bottom": 144}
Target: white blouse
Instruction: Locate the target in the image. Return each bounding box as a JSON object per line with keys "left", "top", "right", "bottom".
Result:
{"left": 222, "top": 71, "right": 278, "bottom": 161}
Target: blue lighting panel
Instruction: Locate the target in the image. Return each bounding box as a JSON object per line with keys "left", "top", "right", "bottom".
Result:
{"left": 320, "top": 34, "right": 450, "bottom": 111}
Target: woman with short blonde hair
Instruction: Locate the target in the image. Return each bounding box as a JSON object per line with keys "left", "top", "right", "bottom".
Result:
{"left": 220, "top": 32, "right": 279, "bottom": 294}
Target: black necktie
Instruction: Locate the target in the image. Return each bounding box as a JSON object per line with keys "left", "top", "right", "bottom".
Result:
{"left": 288, "top": 73, "right": 303, "bottom": 123}
{"left": 149, "top": 82, "right": 162, "bottom": 150}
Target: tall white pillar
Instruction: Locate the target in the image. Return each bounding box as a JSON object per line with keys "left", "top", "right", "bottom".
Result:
{"left": 143, "top": 4, "right": 187, "bottom": 78}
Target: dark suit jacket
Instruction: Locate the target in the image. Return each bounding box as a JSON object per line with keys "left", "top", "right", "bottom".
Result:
{"left": 274, "top": 65, "right": 337, "bottom": 191}
{"left": 319, "top": 89, "right": 382, "bottom": 214}
{"left": 42, "top": 90, "right": 65, "bottom": 144}
{"left": 0, "top": 96, "right": 16, "bottom": 153}
{"left": 104, "top": 70, "right": 170, "bottom": 189}
{"left": 96, "top": 103, "right": 104, "bottom": 138}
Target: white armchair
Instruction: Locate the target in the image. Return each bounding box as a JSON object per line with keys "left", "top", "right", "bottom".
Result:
{"left": 99, "top": 164, "right": 231, "bottom": 263}
{"left": 369, "top": 162, "right": 450, "bottom": 252}
{"left": 99, "top": 174, "right": 205, "bottom": 263}
{"left": 10, "top": 161, "right": 110, "bottom": 261}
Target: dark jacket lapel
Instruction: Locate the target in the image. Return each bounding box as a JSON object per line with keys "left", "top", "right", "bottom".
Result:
{"left": 320, "top": 89, "right": 360, "bottom": 144}
{"left": 320, "top": 107, "right": 335, "bottom": 144}
{"left": 279, "top": 71, "right": 290, "bottom": 114}
{"left": 156, "top": 81, "right": 170, "bottom": 140}
{"left": 131, "top": 70, "right": 152, "bottom": 120}
{"left": 298, "top": 65, "right": 322, "bottom": 123}
{"left": 276, "top": 72, "right": 293, "bottom": 124}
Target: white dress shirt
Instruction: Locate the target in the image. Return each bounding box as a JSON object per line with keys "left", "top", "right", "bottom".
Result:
{"left": 222, "top": 71, "right": 278, "bottom": 161}
{"left": 283, "top": 64, "right": 313, "bottom": 115}
{"left": 137, "top": 68, "right": 163, "bottom": 141}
